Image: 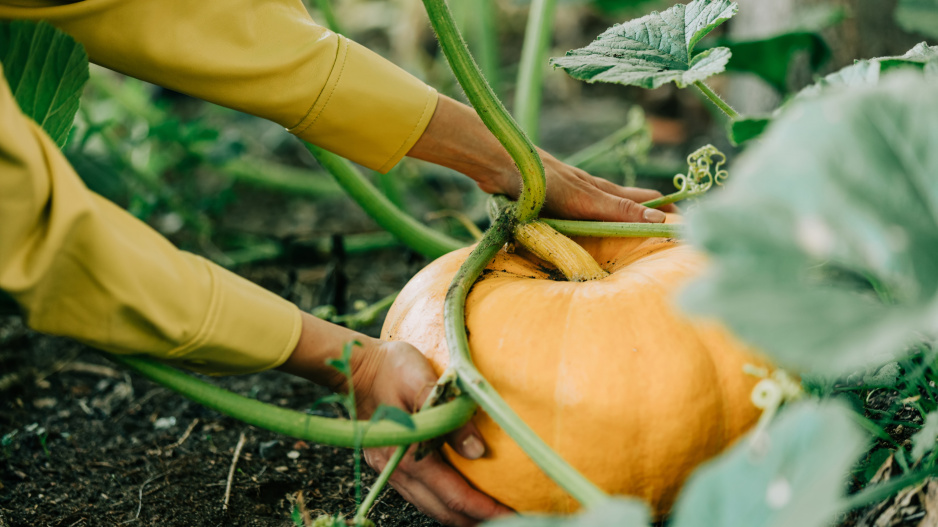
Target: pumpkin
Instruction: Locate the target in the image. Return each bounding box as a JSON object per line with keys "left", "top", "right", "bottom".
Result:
{"left": 381, "top": 216, "right": 769, "bottom": 515}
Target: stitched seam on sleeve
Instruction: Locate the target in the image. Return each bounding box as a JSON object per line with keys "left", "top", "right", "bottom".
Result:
{"left": 377, "top": 87, "right": 437, "bottom": 173}
{"left": 289, "top": 37, "right": 349, "bottom": 138}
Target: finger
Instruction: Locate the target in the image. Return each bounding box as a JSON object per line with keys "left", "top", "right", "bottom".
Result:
{"left": 585, "top": 193, "right": 667, "bottom": 223}
{"left": 404, "top": 451, "right": 513, "bottom": 522}
{"left": 389, "top": 469, "right": 480, "bottom": 526}
{"left": 588, "top": 176, "right": 678, "bottom": 213}
{"left": 446, "top": 421, "right": 486, "bottom": 460}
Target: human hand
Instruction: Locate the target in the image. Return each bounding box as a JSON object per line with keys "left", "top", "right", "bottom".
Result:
{"left": 277, "top": 314, "right": 512, "bottom": 526}
{"left": 354, "top": 340, "right": 513, "bottom": 526}
{"left": 407, "top": 94, "right": 676, "bottom": 223}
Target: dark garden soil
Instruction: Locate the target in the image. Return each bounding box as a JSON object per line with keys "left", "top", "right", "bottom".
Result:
{"left": 0, "top": 247, "right": 443, "bottom": 527}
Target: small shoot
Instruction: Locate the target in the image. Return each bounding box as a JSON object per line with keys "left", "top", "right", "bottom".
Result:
{"left": 550, "top": 0, "right": 740, "bottom": 118}
{"left": 310, "top": 341, "right": 415, "bottom": 526}
{"left": 642, "top": 145, "right": 729, "bottom": 209}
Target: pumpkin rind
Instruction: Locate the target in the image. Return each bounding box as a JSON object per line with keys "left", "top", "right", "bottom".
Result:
{"left": 381, "top": 219, "right": 768, "bottom": 515}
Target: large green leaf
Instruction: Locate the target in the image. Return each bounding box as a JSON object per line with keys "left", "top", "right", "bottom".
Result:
{"left": 670, "top": 402, "right": 867, "bottom": 527}
{"left": 0, "top": 20, "right": 89, "bottom": 147}
{"left": 722, "top": 32, "right": 830, "bottom": 92}
{"left": 483, "top": 498, "right": 651, "bottom": 526}
{"left": 730, "top": 42, "right": 938, "bottom": 145}
{"left": 683, "top": 73, "right": 938, "bottom": 375}
{"left": 550, "top": 0, "right": 738, "bottom": 89}
{"left": 896, "top": 0, "right": 938, "bottom": 39}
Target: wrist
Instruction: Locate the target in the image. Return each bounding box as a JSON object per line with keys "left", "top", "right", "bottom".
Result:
{"left": 276, "top": 312, "right": 380, "bottom": 392}
{"left": 407, "top": 94, "right": 520, "bottom": 196}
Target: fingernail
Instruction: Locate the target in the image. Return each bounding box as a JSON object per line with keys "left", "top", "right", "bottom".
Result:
{"left": 643, "top": 208, "right": 666, "bottom": 223}
{"left": 461, "top": 435, "right": 485, "bottom": 460}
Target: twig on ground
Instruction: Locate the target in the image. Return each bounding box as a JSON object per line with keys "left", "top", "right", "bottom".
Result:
{"left": 222, "top": 432, "right": 247, "bottom": 513}
{"left": 136, "top": 471, "right": 168, "bottom": 519}
{"left": 165, "top": 419, "right": 199, "bottom": 451}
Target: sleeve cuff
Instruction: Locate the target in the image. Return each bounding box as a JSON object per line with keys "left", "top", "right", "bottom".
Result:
{"left": 162, "top": 257, "right": 303, "bottom": 376}
{"left": 289, "top": 36, "right": 439, "bottom": 174}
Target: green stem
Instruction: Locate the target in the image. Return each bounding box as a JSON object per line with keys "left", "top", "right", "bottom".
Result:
{"left": 354, "top": 445, "right": 406, "bottom": 524}
{"left": 693, "top": 81, "right": 740, "bottom": 120}
{"left": 314, "top": 0, "right": 343, "bottom": 34}
{"left": 305, "top": 144, "right": 464, "bottom": 259}
{"left": 514, "top": 0, "right": 557, "bottom": 143}
{"left": 108, "top": 355, "right": 475, "bottom": 447}
{"left": 444, "top": 212, "right": 607, "bottom": 507}
{"left": 641, "top": 189, "right": 693, "bottom": 210}
{"left": 222, "top": 158, "right": 343, "bottom": 199}
{"left": 332, "top": 292, "right": 400, "bottom": 330}
{"left": 543, "top": 219, "right": 682, "bottom": 238}
{"left": 422, "top": 0, "right": 546, "bottom": 223}
{"left": 563, "top": 107, "right": 647, "bottom": 169}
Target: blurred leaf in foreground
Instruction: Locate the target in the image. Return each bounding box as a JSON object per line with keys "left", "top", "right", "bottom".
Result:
{"left": 684, "top": 73, "right": 938, "bottom": 375}
{"left": 0, "top": 21, "right": 89, "bottom": 147}
{"left": 550, "top": 0, "right": 737, "bottom": 89}
{"left": 671, "top": 401, "right": 867, "bottom": 527}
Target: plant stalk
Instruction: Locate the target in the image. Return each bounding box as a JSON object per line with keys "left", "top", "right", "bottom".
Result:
{"left": 514, "top": 0, "right": 557, "bottom": 143}
{"left": 314, "top": 0, "right": 343, "bottom": 34}
{"left": 108, "top": 355, "right": 475, "bottom": 447}
{"left": 641, "top": 189, "right": 692, "bottom": 210}
{"left": 544, "top": 219, "right": 682, "bottom": 238}
{"left": 305, "top": 144, "right": 464, "bottom": 259}
{"left": 563, "top": 107, "right": 647, "bottom": 169}
{"left": 354, "top": 445, "right": 407, "bottom": 524}
{"left": 422, "top": 0, "right": 546, "bottom": 223}
{"left": 693, "top": 81, "right": 740, "bottom": 119}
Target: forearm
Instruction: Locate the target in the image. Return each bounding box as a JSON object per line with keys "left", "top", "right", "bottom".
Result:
{"left": 407, "top": 94, "right": 516, "bottom": 195}
{"left": 0, "top": 70, "right": 302, "bottom": 376}
{"left": 0, "top": 0, "right": 437, "bottom": 173}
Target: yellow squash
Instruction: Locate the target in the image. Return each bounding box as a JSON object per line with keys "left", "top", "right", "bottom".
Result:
{"left": 381, "top": 219, "right": 768, "bottom": 515}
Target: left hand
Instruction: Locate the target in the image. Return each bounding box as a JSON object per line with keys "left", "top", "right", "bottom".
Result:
{"left": 407, "top": 94, "right": 677, "bottom": 223}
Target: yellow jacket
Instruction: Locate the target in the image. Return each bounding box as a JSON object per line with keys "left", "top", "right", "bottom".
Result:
{"left": 0, "top": 0, "right": 439, "bottom": 374}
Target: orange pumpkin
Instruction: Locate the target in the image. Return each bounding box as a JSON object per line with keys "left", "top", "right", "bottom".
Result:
{"left": 381, "top": 218, "right": 768, "bottom": 515}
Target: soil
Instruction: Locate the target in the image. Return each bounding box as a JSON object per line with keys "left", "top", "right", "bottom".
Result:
{"left": 0, "top": 247, "right": 443, "bottom": 527}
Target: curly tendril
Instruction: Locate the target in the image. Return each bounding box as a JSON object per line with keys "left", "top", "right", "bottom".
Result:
{"left": 640, "top": 144, "right": 729, "bottom": 210}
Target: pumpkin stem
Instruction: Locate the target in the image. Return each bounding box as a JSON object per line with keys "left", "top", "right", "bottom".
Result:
{"left": 513, "top": 221, "right": 609, "bottom": 281}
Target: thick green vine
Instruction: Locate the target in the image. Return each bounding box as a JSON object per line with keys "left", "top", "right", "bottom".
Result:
{"left": 422, "top": 0, "right": 608, "bottom": 508}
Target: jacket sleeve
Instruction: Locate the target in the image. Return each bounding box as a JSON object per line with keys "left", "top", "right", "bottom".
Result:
{"left": 0, "top": 70, "right": 303, "bottom": 376}
{"left": 0, "top": 0, "right": 439, "bottom": 173}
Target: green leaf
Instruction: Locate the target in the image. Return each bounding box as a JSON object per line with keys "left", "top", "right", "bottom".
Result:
{"left": 369, "top": 405, "right": 416, "bottom": 430}
{"left": 312, "top": 393, "right": 348, "bottom": 410}
{"left": 722, "top": 32, "right": 830, "bottom": 92}
{"left": 734, "top": 42, "right": 938, "bottom": 143}
{"left": 670, "top": 401, "right": 867, "bottom": 527}
{"left": 483, "top": 498, "right": 651, "bottom": 526}
{"left": 682, "top": 73, "right": 938, "bottom": 376}
{"left": 896, "top": 0, "right": 938, "bottom": 39}
{"left": 0, "top": 21, "right": 89, "bottom": 147}
{"left": 550, "top": 0, "right": 738, "bottom": 89}
{"left": 913, "top": 411, "right": 938, "bottom": 461}
{"left": 728, "top": 116, "right": 770, "bottom": 145}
